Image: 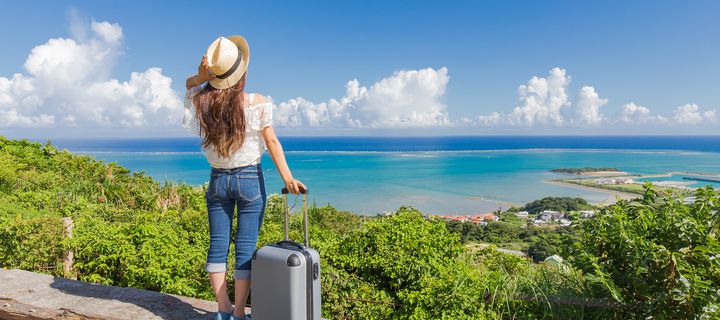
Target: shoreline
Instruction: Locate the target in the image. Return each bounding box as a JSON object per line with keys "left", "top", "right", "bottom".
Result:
{"left": 464, "top": 195, "right": 522, "bottom": 210}
{"left": 576, "top": 171, "right": 628, "bottom": 176}
{"left": 545, "top": 180, "right": 638, "bottom": 203}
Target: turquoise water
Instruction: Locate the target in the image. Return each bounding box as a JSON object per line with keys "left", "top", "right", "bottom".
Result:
{"left": 78, "top": 148, "right": 720, "bottom": 215}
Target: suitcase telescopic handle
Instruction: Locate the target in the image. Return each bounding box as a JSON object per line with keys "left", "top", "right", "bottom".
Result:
{"left": 282, "top": 187, "right": 310, "bottom": 247}
{"left": 281, "top": 186, "right": 308, "bottom": 194}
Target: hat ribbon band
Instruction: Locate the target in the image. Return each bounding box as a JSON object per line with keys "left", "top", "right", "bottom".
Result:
{"left": 215, "top": 46, "right": 242, "bottom": 80}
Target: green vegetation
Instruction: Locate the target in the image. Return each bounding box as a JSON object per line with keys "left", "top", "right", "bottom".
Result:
{"left": 551, "top": 167, "right": 621, "bottom": 174}
{"left": 445, "top": 215, "right": 554, "bottom": 257}
{"left": 1, "top": 136, "right": 718, "bottom": 319}
{"left": 445, "top": 212, "right": 570, "bottom": 262}
{"left": 522, "top": 196, "right": 592, "bottom": 214}
{"left": 566, "top": 186, "right": 720, "bottom": 318}
{"left": 561, "top": 178, "right": 694, "bottom": 197}
{"left": 565, "top": 178, "right": 647, "bottom": 194}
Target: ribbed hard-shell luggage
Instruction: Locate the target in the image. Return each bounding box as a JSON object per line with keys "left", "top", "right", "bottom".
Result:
{"left": 251, "top": 187, "right": 321, "bottom": 320}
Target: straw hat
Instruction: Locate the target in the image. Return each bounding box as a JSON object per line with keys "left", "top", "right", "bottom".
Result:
{"left": 205, "top": 35, "right": 250, "bottom": 89}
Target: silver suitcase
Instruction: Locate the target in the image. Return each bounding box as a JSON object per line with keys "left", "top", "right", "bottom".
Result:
{"left": 251, "top": 187, "right": 321, "bottom": 320}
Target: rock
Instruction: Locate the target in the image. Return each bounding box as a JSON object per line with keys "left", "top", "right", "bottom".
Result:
{"left": 0, "top": 269, "right": 252, "bottom": 320}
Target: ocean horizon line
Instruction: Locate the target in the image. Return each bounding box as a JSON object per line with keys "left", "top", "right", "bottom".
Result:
{"left": 29, "top": 133, "right": 720, "bottom": 141}
{"left": 68, "top": 148, "right": 716, "bottom": 156}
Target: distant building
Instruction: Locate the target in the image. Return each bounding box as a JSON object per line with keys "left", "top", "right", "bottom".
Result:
{"left": 540, "top": 210, "right": 564, "bottom": 221}
{"left": 515, "top": 211, "right": 529, "bottom": 218}
{"left": 470, "top": 213, "right": 499, "bottom": 225}
{"left": 559, "top": 219, "right": 572, "bottom": 227}
{"left": 454, "top": 216, "right": 468, "bottom": 223}
{"left": 579, "top": 210, "right": 595, "bottom": 219}
{"left": 436, "top": 215, "right": 468, "bottom": 222}
{"left": 435, "top": 213, "right": 499, "bottom": 225}
{"left": 596, "top": 178, "right": 634, "bottom": 185}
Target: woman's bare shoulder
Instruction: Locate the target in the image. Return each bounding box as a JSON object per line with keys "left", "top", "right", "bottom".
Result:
{"left": 250, "top": 93, "right": 270, "bottom": 105}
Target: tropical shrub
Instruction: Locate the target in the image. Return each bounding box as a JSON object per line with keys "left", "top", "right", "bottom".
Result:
{"left": 523, "top": 196, "right": 591, "bottom": 214}
{"left": 565, "top": 184, "right": 720, "bottom": 319}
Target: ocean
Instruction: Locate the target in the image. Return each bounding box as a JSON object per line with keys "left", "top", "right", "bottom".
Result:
{"left": 50, "top": 136, "right": 720, "bottom": 215}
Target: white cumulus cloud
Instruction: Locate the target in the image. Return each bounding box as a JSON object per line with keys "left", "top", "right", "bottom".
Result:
{"left": 467, "top": 67, "right": 609, "bottom": 128}
{"left": 90, "top": 20, "right": 123, "bottom": 44}
{"left": 0, "top": 19, "right": 180, "bottom": 128}
{"left": 572, "top": 86, "right": 607, "bottom": 126}
{"left": 2, "top": 20, "right": 717, "bottom": 139}
{"left": 507, "top": 67, "right": 571, "bottom": 126}
{"left": 672, "top": 103, "right": 717, "bottom": 125}
{"left": 617, "top": 103, "right": 665, "bottom": 124}
{"left": 461, "top": 68, "right": 718, "bottom": 131}
{"left": 274, "top": 67, "right": 450, "bottom": 128}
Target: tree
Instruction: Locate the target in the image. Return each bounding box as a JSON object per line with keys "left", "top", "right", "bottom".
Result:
{"left": 527, "top": 235, "right": 561, "bottom": 262}
{"left": 523, "top": 197, "right": 590, "bottom": 214}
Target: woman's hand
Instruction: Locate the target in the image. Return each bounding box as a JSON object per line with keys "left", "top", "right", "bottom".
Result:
{"left": 196, "top": 55, "right": 216, "bottom": 83}
{"left": 185, "top": 56, "right": 216, "bottom": 90}
{"left": 285, "top": 178, "right": 307, "bottom": 194}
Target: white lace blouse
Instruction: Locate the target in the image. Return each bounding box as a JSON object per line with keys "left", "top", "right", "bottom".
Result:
{"left": 182, "top": 84, "right": 273, "bottom": 169}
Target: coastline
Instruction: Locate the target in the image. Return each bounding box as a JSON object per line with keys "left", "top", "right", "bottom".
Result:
{"left": 464, "top": 196, "right": 522, "bottom": 210}
{"left": 576, "top": 171, "right": 628, "bottom": 176}
{"left": 61, "top": 142, "right": 720, "bottom": 213}
{"left": 544, "top": 180, "right": 638, "bottom": 203}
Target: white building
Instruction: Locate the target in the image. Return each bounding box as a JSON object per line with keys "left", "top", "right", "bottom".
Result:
{"left": 579, "top": 210, "right": 595, "bottom": 219}
{"left": 540, "top": 210, "right": 564, "bottom": 220}
{"left": 539, "top": 212, "right": 553, "bottom": 221}
{"left": 596, "top": 178, "right": 634, "bottom": 185}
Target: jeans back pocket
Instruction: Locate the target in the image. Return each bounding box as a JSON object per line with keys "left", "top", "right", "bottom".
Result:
{"left": 236, "top": 175, "right": 261, "bottom": 202}
{"left": 206, "top": 174, "right": 227, "bottom": 200}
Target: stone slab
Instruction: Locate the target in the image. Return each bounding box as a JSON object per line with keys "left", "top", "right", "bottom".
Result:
{"left": 0, "top": 269, "right": 251, "bottom": 320}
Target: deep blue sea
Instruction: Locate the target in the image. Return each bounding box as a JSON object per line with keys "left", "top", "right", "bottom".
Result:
{"left": 50, "top": 136, "right": 720, "bottom": 215}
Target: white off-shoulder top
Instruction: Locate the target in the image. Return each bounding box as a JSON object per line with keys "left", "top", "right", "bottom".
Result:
{"left": 182, "top": 84, "right": 273, "bottom": 169}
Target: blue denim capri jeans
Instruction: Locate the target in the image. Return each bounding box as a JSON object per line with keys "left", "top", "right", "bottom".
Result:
{"left": 204, "top": 163, "right": 266, "bottom": 280}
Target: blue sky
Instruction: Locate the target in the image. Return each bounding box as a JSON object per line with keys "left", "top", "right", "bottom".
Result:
{"left": 1, "top": 0, "right": 718, "bottom": 138}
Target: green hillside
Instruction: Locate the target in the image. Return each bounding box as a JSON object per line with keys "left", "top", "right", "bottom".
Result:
{"left": 1, "top": 136, "right": 718, "bottom": 319}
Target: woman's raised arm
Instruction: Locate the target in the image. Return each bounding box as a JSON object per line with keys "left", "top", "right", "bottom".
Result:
{"left": 186, "top": 55, "right": 215, "bottom": 90}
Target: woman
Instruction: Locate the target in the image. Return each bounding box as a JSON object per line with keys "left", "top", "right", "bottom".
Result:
{"left": 183, "top": 35, "right": 305, "bottom": 320}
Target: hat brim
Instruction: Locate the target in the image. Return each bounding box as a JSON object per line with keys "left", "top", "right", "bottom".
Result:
{"left": 208, "top": 35, "right": 250, "bottom": 90}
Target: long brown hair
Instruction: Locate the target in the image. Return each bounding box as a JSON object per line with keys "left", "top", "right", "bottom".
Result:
{"left": 192, "top": 74, "right": 247, "bottom": 158}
